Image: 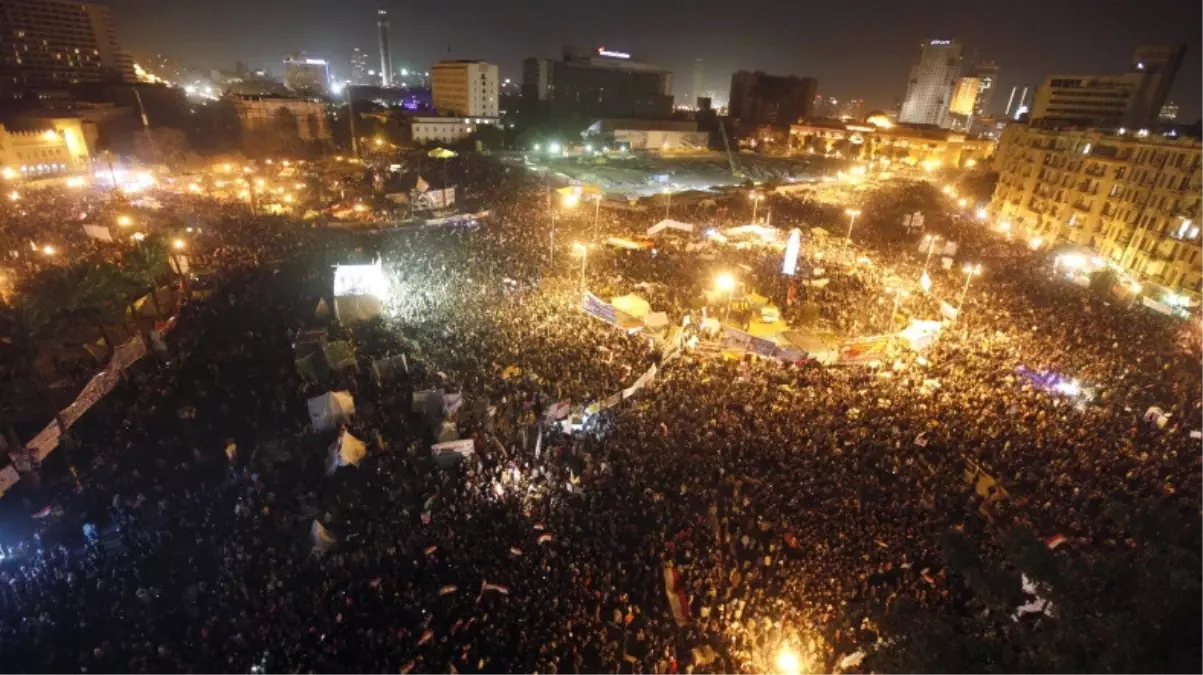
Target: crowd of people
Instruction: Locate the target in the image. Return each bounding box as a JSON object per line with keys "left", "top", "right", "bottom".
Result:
{"left": 0, "top": 156, "right": 1197, "bottom": 674}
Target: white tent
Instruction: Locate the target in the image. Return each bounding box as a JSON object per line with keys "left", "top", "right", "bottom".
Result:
{"left": 328, "top": 429, "right": 367, "bottom": 473}
{"left": 308, "top": 391, "right": 355, "bottom": 431}
{"left": 611, "top": 294, "right": 652, "bottom": 319}
{"left": 334, "top": 295, "right": 383, "bottom": 323}
{"left": 647, "top": 219, "right": 695, "bottom": 236}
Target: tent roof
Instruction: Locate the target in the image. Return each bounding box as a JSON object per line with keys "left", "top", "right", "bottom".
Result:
{"left": 647, "top": 219, "right": 694, "bottom": 236}
{"left": 611, "top": 294, "right": 652, "bottom": 318}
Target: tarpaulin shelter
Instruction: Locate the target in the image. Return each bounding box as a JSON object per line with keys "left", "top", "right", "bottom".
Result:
{"left": 308, "top": 391, "right": 355, "bottom": 431}
{"left": 334, "top": 295, "right": 383, "bottom": 323}
{"left": 646, "top": 219, "right": 694, "bottom": 236}
{"left": 371, "top": 354, "right": 409, "bottom": 384}
{"left": 322, "top": 340, "right": 358, "bottom": 374}
{"left": 327, "top": 429, "right": 367, "bottom": 474}
{"left": 611, "top": 294, "right": 652, "bottom": 319}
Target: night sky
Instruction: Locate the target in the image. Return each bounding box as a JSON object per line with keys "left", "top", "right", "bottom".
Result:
{"left": 111, "top": 0, "right": 1202, "bottom": 120}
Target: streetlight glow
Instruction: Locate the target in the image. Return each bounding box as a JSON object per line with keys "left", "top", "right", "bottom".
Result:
{"left": 715, "top": 273, "right": 736, "bottom": 293}
{"left": 117, "top": 215, "right": 132, "bottom": 227}
{"left": 41, "top": 245, "right": 55, "bottom": 256}
{"left": 774, "top": 647, "right": 802, "bottom": 675}
{"left": 172, "top": 238, "right": 186, "bottom": 250}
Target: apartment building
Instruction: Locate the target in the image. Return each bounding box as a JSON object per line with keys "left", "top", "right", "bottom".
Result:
{"left": 990, "top": 124, "right": 1202, "bottom": 300}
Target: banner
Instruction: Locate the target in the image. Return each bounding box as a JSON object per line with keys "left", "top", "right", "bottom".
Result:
{"left": 622, "top": 364, "right": 658, "bottom": 399}
{"left": 1141, "top": 296, "right": 1173, "bottom": 315}
{"left": 837, "top": 335, "right": 892, "bottom": 365}
{"left": 581, "top": 292, "right": 618, "bottom": 325}
{"left": 432, "top": 438, "right": 475, "bottom": 458}
{"left": 413, "top": 186, "right": 455, "bottom": 210}
{"left": 782, "top": 228, "right": 801, "bottom": 275}
{"left": 940, "top": 301, "right": 959, "bottom": 321}
{"left": 81, "top": 224, "right": 113, "bottom": 241}
{"left": 663, "top": 565, "right": 691, "bottom": 626}
{"left": 543, "top": 399, "right": 571, "bottom": 421}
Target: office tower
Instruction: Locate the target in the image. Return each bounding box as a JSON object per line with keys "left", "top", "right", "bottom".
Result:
{"left": 1159, "top": 101, "right": 1179, "bottom": 121}
{"left": 283, "top": 57, "right": 330, "bottom": 97}
{"left": 970, "top": 61, "right": 998, "bottom": 116}
{"left": 350, "top": 48, "right": 369, "bottom": 86}
{"left": 690, "top": 58, "right": 703, "bottom": 108}
{"left": 0, "top": 0, "right": 135, "bottom": 87}
{"left": 1031, "top": 44, "right": 1186, "bottom": 127}
{"left": 431, "top": 60, "right": 499, "bottom": 117}
{"left": 727, "top": 70, "right": 817, "bottom": 125}
{"left": 523, "top": 47, "right": 674, "bottom": 119}
{"left": 898, "top": 39, "right": 962, "bottom": 128}
{"left": 377, "top": 5, "right": 393, "bottom": 87}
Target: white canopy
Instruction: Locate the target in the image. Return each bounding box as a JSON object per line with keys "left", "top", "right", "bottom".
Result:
{"left": 611, "top": 294, "right": 652, "bottom": 319}
{"left": 647, "top": 219, "right": 694, "bottom": 236}
{"left": 308, "top": 390, "right": 355, "bottom": 431}
{"left": 726, "top": 224, "right": 780, "bottom": 240}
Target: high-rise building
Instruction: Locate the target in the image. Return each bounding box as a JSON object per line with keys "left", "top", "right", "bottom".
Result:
{"left": 431, "top": 60, "right": 498, "bottom": 117}
{"left": 898, "top": 39, "right": 962, "bottom": 128}
{"left": 989, "top": 124, "right": 1201, "bottom": 300}
{"left": 1030, "top": 45, "right": 1185, "bottom": 128}
{"left": 377, "top": 5, "right": 393, "bottom": 87}
{"left": 283, "top": 58, "right": 329, "bottom": 97}
{"left": 350, "top": 48, "right": 370, "bottom": 86}
{"left": 970, "top": 61, "right": 999, "bottom": 116}
{"left": 690, "top": 58, "right": 704, "bottom": 108}
{"left": 1004, "top": 85, "right": 1032, "bottom": 120}
{"left": 727, "top": 70, "right": 817, "bottom": 126}
{"left": 0, "top": 0, "right": 135, "bottom": 88}
{"left": 523, "top": 47, "right": 674, "bottom": 120}
{"left": 1159, "top": 101, "right": 1179, "bottom": 122}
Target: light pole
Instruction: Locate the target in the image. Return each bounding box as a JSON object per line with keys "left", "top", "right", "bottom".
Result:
{"left": 715, "top": 273, "right": 737, "bottom": 321}
{"left": 958, "top": 263, "right": 982, "bottom": 314}
{"left": 663, "top": 187, "right": 672, "bottom": 220}
{"left": 750, "top": 192, "right": 763, "bottom": 224}
{"left": 844, "top": 208, "right": 862, "bottom": 242}
{"left": 592, "top": 193, "right": 602, "bottom": 240}
{"left": 572, "top": 242, "right": 590, "bottom": 289}
{"left": 922, "top": 234, "right": 942, "bottom": 273}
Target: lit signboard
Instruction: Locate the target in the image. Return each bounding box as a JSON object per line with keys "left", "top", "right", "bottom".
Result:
{"left": 598, "top": 47, "right": 631, "bottom": 59}
{"left": 930, "top": 40, "right": 951, "bottom": 45}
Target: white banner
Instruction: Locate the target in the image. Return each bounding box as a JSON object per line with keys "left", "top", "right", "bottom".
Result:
{"left": 81, "top": 224, "right": 113, "bottom": 241}
{"left": 432, "top": 438, "right": 475, "bottom": 458}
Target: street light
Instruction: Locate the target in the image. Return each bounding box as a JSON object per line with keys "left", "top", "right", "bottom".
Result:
{"left": 572, "top": 242, "right": 590, "bottom": 288}
{"left": 663, "top": 187, "right": 672, "bottom": 219}
{"left": 172, "top": 238, "right": 186, "bottom": 250}
{"left": 715, "top": 273, "right": 739, "bottom": 320}
{"left": 41, "top": 245, "right": 55, "bottom": 256}
{"left": 958, "top": 263, "right": 983, "bottom": 312}
{"left": 749, "top": 192, "right": 764, "bottom": 224}
{"left": 975, "top": 208, "right": 987, "bottom": 221}
{"left": 591, "top": 193, "right": 602, "bottom": 239}
{"left": 844, "top": 208, "right": 862, "bottom": 242}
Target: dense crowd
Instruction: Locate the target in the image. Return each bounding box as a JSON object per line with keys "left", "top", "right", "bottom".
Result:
{"left": 0, "top": 158, "right": 1197, "bottom": 674}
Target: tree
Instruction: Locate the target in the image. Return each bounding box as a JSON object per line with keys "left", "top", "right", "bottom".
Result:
{"left": 23, "top": 261, "right": 137, "bottom": 361}
{"left": 123, "top": 235, "right": 171, "bottom": 318}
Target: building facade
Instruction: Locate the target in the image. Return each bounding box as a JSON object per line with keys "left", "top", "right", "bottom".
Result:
{"left": 970, "top": 61, "right": 999, "bottom": 117}
{"left": 231, "top": 95, "right": 330, "bottom": 141}
{"left": 1030, "top": 44, "right": 1185, "bottom": 128}
{"left": 284, "top": 58, "right": 329, "bottom": 97}
{"left": 0, "top": 0, "right": 134, "bottom": 89}
{"left": 523, "top": 47, "right": 674, "bottom": 120}
{"left": 0, "top": 118, "right": 91, "bottom": 177}
{"left": 583, "top": 118, "right": 708, "bottom": 151}
{"left": 898, "top": 39, "right": 962, "bottom": 128}
{"left": 431, "top": 60, "right": 498, "bottom": 118}
{"left": 727, "top": 70, "right": 817, "bottom": 126}
{"left": 410, "top": 115, "right": 498, "bottom": 145}
{"left": 990, "top": 124, "right": 1202, "bottom": 299}
{"left": 788, "top": 118, "right": 994, "bottom": 168}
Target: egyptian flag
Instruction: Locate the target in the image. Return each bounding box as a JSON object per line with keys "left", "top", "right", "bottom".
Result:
{"left": 510, "top": 546, "right": 524, "bottom": 557}
{"left": 532, "top": 522, "right": 545, "bottom": 531}
{"left": 537, "top": 532, "right": 554, "bottom": 545}
{"left": 481, "top": 580, "right": 510, "bottom": 595}
{"left": 1045, "top": 534, "right": 1068, "bottom": 550}
{"left": 399, "top": 661, "right": 415, "bottom": 674}
{"left": 31, "top": 505, "right": 53, "bottom": 519}
{"left": 439, "top": 585, "right": 458, "bottom": 596}
{"left": 662, "top": 565, "right": 690, "bottom": 625}
{"left": 418, "top": 629, "right": 434, "bottom": 645}
{"left": 424, "top": 545, "right": 439, "bottom": 555}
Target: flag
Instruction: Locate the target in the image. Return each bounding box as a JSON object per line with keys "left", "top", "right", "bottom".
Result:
{"left": 424, "top": 545, "right": 439, "bottom": 555}
{"left": 663, "top": 565, "right": 690, "bottom": 625}
{"left": 416, "top": 176, "right": 430, "bottom": 193}
{"left": 421, "top": 511, "right": 431, "bottom": 525}
{"left": 1044, "top": 533, "right": 1067, "bottom": 550}
{"left": 920, "top": 271, "right": 932, "bottom": 292}
{"left": 32, "top": 505, "right": 53, "bottom": 519}
{"left": 439, "top": 584, "right": 458, "bottom": 595}
{"left": 532, "top": 522, "right": 545, "bottom": 531}
{"left": 418, "top": 629, "right": 434, "bottom": 645}
{"left": 509, "top": 546, "right": 524, "bottom": 556}
{"left": 399, "top": 661, "right": 415, "bottom": 674}
{"left": 311, "top": 520, "right": 336, "bottom": 551}
{"left": 534, "top": 428, "right": 542, "bottom": 459}
{"left": 537, "top": 532, "right": 554, "bottom": 545}
{"left": 370, "top": 577, "right": 382, "bottom": 588}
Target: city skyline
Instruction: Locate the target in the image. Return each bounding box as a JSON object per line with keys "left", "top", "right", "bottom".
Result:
{"left": 107, "top": 0, "right": 1202, "bottom": 120}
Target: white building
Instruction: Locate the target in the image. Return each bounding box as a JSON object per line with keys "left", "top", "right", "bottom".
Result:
{"left": 898, "top": 39, "right": 962, "bottom": 128}
{"left": 431, "top": 60, "right": 499, "bottom": 118}
{"left": 411, "top": 116, "right": 499, "bottom": 145}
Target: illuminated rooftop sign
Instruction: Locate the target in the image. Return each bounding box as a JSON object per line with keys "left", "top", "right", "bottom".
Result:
{"left": 930, "top": 40, "right": 951, "bottom": 45}
{"left": 598, "top": 47, "right": 631, "bottom": 59}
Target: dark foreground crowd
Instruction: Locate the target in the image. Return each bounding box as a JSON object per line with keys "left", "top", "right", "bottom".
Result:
{"left": 0, "top": 161, "right": 1197, "bottom": 674}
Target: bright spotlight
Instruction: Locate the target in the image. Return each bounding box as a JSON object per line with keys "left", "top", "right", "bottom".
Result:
{"left": 775, "top": 647, "right": 802, "bottom": 675}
